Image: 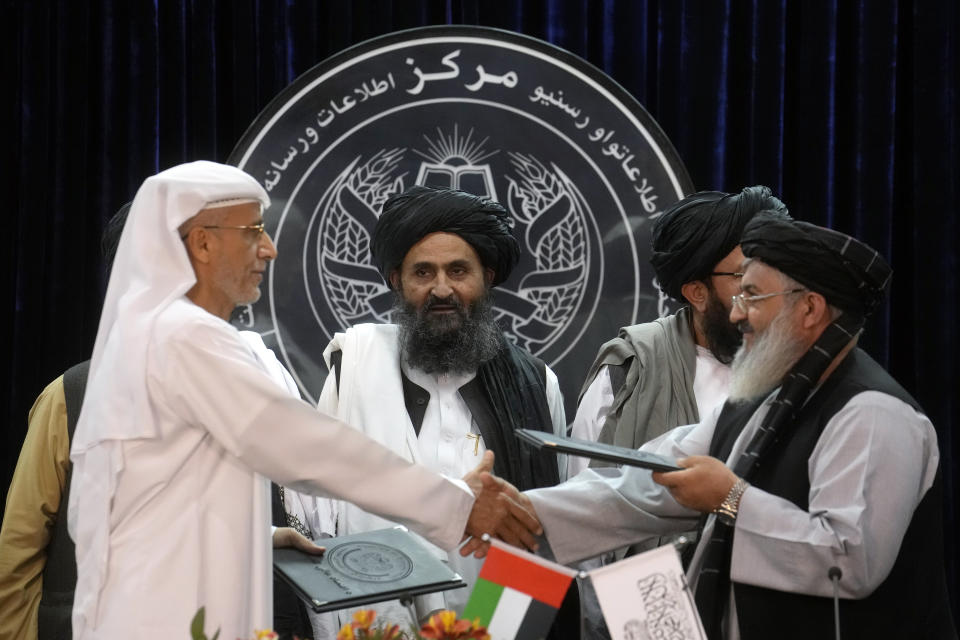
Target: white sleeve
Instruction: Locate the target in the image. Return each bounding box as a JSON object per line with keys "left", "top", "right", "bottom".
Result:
{"left": 526, "top": 415, "right": 715, "bottom": 565}
{"left": 543, "top": 365, "right": 568, "bottom": 481}
{"left": 566, "top": 366, "right": 616, "bottom": 477}
{"left": 731, "top": 391, "right": 939, "bottom": 598}
{"left": 157, "top": 323, "right": 475, "bottom": 551}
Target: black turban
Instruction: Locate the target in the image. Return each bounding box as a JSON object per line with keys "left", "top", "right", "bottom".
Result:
{"left": 741, "top": 212, "right": 892, "bottom": 318}
{"left": 371, "top": 185, "right": 520, "bottom": 288}
{"left": 650, "top": 185, "right": 789, "bottom": 302}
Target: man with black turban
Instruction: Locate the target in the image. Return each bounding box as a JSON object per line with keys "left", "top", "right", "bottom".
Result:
{"left": 564, "top": 186, "right": 787, "bottom": 639}
{"left": 568, "top": 186, "right": 789, "bottom": 475}
{"left": 286, "top": 185, "right": 568, "bottom": 636}
{"left": 519, "top": 216, "right": 956, "bottom": 639}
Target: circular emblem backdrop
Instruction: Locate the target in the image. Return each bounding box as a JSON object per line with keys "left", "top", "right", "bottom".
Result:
{"left": 228, "top": 26, "right": 693, "bottom": 411}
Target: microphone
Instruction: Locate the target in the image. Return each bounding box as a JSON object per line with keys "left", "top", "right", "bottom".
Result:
{"left": 828, "top": 566, "right": 843, "bottom": 640}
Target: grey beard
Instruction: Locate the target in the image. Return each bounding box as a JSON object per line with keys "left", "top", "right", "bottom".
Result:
{"left": 395, "top": 292, "right": 503, "bottom": 375}
{"left": 727, "top": 306, "right": 808, "bottom": 404}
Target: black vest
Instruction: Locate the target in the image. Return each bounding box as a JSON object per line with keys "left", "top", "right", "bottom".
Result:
{"left": 38, "top": 360, "right": 89, "bottom": 640}
{"left": 709, "top": 349, "right": 956, "bottom": 639}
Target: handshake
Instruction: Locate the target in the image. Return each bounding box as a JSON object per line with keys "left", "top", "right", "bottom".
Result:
{"left": 459, "top": 450, "right": 542, "bottom": 558}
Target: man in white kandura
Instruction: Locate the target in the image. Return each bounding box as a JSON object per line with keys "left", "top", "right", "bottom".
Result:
{"left": 68, "top": 162, "right": 540, "bottom": 640}
{"left": 284, "top": 185, "right": 567, "bottom": 637}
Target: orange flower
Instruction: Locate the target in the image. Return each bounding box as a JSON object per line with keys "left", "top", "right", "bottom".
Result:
{"left": 352, "top": 609, "right": 377, "bottom": 630}
{"left": 419, "top": 611, "right": 489, "bottom": 640}
{"left": 338, "top": 610, "right": 391, "bottom": 640}
{"left": 253, "top": 631, "right": 278, "bottom": 640}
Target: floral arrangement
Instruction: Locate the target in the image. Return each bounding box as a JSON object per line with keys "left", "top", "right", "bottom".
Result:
{"left": 418, "top": 610, "right": 491, "bottom": 640}
{"left": 338, "top": 609, "right": 490, "bottom": 640}
{"left": 189, "top": 606, "right": 489, "bottom": 640}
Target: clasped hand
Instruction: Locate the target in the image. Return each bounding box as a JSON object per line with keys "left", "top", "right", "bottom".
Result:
{"left": 460, "top": 451, "right": 542, "bottom": 558}
{"left": 651, "top": 455, "right": 738, "bottom": 513}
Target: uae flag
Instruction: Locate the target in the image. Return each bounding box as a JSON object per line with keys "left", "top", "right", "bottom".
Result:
{"left": 462, "top": 539, "right": 577, "bottom": 640}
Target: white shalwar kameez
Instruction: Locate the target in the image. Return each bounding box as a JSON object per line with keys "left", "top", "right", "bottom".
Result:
{"left": 284, "top": 323, "right": 566, "bottom": 638}
{"left": 68, "top": 162, "right": 475, "bottom": 640}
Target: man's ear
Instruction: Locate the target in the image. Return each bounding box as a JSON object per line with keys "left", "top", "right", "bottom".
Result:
{"left": 389, "top": 270, "right": 401, "bottom": 290}
{"left": 680, "top": 280, "right": 709, "bottom": 313}
{"left": 484, "top": 267, "right": 495, "bottom": 285}
{"left": 182, "top": 228, "right": 214, "bottom": 265}
{"left": 800, "top": 291, "right": 830, "bottom": 329}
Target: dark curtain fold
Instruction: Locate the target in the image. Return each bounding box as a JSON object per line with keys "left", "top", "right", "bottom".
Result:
{"left": 3, "top": 0, "right": 956, "bottom": 618}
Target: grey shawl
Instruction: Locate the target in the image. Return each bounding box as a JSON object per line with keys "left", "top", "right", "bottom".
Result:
{"left": 581, "top": 307, "right": 700, "bottom": 457}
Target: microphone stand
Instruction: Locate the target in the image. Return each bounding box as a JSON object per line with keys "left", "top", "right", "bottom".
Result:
{"left": 828, "top": 566, "right": 843, "bottom": 640}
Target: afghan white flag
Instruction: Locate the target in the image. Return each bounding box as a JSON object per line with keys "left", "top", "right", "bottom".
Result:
{"left": 588, "top": 544, "right": 707, "bottom": 640}
{"left": 462, "top": 539, "right": 577, "bottom": 640}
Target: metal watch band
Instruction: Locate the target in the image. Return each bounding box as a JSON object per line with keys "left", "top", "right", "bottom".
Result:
{"left": 714, "top": 477, "right": 749, "bottom": 526}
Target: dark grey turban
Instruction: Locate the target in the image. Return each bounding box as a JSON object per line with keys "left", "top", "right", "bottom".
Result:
{"left": 650, "top": 185, "right": 789, "bottom": 301}
{"left": 741, "top": 212, "right": 892, "bottom": 318}
{"left": 371, "top": 185, "right": 520, "bottom": 288}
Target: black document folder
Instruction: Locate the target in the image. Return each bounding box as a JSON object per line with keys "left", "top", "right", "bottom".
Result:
{"left": 516, "top": 428, "right": 683, "bottom": 472}
{"left": 273, "top": 526, "right": 466, "bottom": 613}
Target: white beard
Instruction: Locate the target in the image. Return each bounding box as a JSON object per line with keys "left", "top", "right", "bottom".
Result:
{"left": 728, "top": 306, "right": 808, "bottom": 404}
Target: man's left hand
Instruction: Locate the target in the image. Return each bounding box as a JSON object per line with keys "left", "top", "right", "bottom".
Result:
{"left": 272, "top": 527, "right": 326, "bottom": 555}
{"left": 651, "top": 455, "right": 738, "bottom": 513}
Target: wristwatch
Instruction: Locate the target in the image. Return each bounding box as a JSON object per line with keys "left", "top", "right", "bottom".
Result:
{"left": 713, "top": 477, "right": 749, "bottom": 526}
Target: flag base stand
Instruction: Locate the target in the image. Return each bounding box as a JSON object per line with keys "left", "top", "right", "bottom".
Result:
{"left": 399, "top": 595, "right": 417, "bottom": 627}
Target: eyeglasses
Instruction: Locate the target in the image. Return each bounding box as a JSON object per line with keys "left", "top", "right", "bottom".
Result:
{"left": 731, "top": 289, "right": 806, "bottom": 313}
{"left": 710, "top": 272, "right": 744, "bottom": 278}
{"left": 202, "top": 222, "right": 266, "bottom": 235}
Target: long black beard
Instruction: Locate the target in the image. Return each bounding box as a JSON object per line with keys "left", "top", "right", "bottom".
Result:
{"left": 702, "top": 292, "right": 742, "bottom": 364}
{"left": 395, "top": 291, "right": 503, "bottom": 375}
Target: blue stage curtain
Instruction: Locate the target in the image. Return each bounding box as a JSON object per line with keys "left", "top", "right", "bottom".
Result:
{"left": 3, "top": 0, "right": 957, "bottom": 615}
